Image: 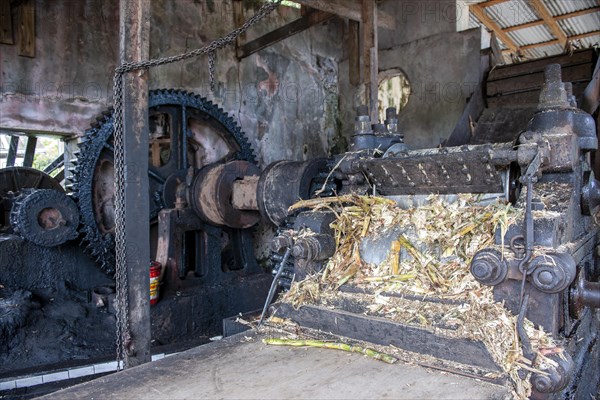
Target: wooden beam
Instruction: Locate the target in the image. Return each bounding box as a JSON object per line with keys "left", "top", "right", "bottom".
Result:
{"left": 556, "top": 6, "right": 600, "bottom": 20}
{"left": 361, "top": 0, "right": 378, "bottom": 122}
{"left": 500, "top": 7, "right": 600, "bottom": 33}
{"left": 233, "top": 0, "right": 246, "bottom": 59}
{"left": 348, "top": 20, "right": 360, "bottom": 86}
{"left": 504, "top": 19, "right": 544, "bottom": 32}
{"left": 294, "top": 0, "right": 395, "bottom": 30}
{"left": 17, "top": 0, "right": 34, "bottom": 57}
{"left": 479, "top": 0, "right": 510, "bottom": 8}
{"left": 512, "top": 30, "right": 600, "bottom": 52}
{"left": 118, "top": 0, "right": 151, "bottom": 369}
{"left": 529, "top": 0, "right": 567, "bottom": 47}
{"left": 0, "top": 0, "right": 13, "bottom": 44}
{"left": 238, "top": 9, "right": 334, "bottom": 59}
{"left": 470, "top": 4, "right": 518, "bottom": 52}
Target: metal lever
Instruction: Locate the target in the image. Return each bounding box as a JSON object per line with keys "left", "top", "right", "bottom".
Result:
{"left": 259, "top": 247, "right": 292, "bottom": 326}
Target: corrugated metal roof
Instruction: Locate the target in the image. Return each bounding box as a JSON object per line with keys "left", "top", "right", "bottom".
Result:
{"left": 484, "top": 0, "right": 538, "bottom": 29}
{"left": 469, "top": 13, "right": 481, "bottom": 29}
{"left": 470, "top": 0, "right": 600, "bottom": 62}
{"left": 507, "top": 24, "right": 555, "bottom": 46}
{"left": 558, "top": 12, "right": 600, "bottom": 36}
{"left": 544, "top": 0, "right": 598, "bottom": 17}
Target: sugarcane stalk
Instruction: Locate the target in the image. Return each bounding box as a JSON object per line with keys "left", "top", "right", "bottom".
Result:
{"left": 263, "top": 338, "right": 397, "bottom": 364}
{"left": 361, "top": 274, "right": 416, "bottom": 282}
{"left": 288, "top": 195, "right": 395, "bottom": 213}
{"left": 390, "top": 240, "right": 401, "bottom": 275}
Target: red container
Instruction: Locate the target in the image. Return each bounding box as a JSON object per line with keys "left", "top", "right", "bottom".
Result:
{"left": 149, "top": 261, "right": 161, "bottom": 305}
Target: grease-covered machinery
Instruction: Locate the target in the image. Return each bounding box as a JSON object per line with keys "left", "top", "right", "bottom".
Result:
{"left": 263, "top": 64, "right": 600, "bottom": 398}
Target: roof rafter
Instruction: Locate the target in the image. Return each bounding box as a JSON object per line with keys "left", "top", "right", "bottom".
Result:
{"left": 502, "top": 30, "right": 600, "bottom": 53}
{"left": 470, "top": 3, "right": 518, "bottom": 52}
{"left": 528, "top": 0, "right": 567, "bottom": 47}
{"left": 503, "top": 7, "right": 600, "bottom": 32}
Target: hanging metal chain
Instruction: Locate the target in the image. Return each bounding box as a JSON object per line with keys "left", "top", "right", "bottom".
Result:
{"left": 209, "top": 51, "right": 217, "bottom": 92}
{"left": 112, "top": 0, "right": 282, "bottom": 370}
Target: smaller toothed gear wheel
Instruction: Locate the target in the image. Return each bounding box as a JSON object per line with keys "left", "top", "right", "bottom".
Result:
{"left": 10, "top": 189, "right": 80, "bottom": 247}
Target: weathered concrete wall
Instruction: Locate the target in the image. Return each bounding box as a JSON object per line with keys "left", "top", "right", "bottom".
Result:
{"left": 339, "top": 27, "right": 483, "bottom": 150}
{"left": 0, "top": 0, "right": 344, "bottom": 165}
{"left": 378, "top": 0, "right": 459, "bottom": 50}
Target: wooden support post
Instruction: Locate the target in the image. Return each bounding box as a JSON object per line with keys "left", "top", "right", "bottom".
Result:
{"left": 17, "top": 0, "right": 34, "bottom": 57}
{"left": 233, "top": 0, "right": 246, "bottom": 59}
{"left": 119, "top": 0, "right": 151, "bottom": 368}
{"left": 23, "top": 136, "right": 37, "bottom": 167}
{"left": 348, "top": 20, "right": 360, "bottom": 86}
{"left": 0, "top": 0, "right": 13, "bottom": 44}
{"left": 6, "top": 136, "right": 19, "bottom": 166}
{"left": 361, "top": 0, "right": 378, "bottom": 122}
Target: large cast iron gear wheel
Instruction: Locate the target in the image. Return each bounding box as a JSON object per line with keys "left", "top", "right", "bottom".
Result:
{"left": 10, "top": 189, "right": 79, "bottom": 247}
{"left": 70, "top": 89, "right": 256, "bottom": 275}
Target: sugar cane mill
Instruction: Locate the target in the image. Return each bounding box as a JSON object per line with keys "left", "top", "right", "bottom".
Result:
{"left": 1, "top": 0, "right": 599, "bottom": 399}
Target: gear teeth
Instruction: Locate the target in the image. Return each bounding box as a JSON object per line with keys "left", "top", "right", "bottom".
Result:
{"left": 73, "top": 89, "right": 255, "bottom": 276}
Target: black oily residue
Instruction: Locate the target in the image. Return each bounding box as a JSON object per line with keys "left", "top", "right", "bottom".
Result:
{"left": 0, "top": 239, "right": 116, "bottom": 374}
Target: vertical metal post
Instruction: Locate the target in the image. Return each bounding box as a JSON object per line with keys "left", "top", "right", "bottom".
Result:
{"left": 23, "top": 136, "right": 37, "bottom": 167}
{"left": 6, "top": 135, "right": 19, "bottom": 166}
{"left": 361, "top": 0, "right": 378, "bottom": 123}
{"left": 119, "top": 0, "right": 151, "bottom": 368}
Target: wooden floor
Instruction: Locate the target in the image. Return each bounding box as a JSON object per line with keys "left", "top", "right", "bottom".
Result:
{"left": 41, "top": 332, "right": 508, "bottom": 400}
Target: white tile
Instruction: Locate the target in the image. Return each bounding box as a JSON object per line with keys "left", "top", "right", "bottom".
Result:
{"left": 151, "top": 353, "right": 165, "bottom": 361}
{"left": 0, "top": 380, "right": 16, "bottom": 391}
{"left": 43, "top": 371, "right": 70, "bottom": 383}
{"left": 68, "top": 366, "right": 94, "bottom": 379}
{"left": 15, "top": 375, "right": 43, "bottom": 388}
{"left": 94, "top": 362, "right": 118, "bottom": 374}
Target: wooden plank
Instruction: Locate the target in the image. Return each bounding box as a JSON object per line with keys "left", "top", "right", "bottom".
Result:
{"left": 273, "top": 303, "right": 501, "bottom": 372}
{"left": 17, "top": 0, "right": 34, "bottom": 58}
{"left": 529, "top": 0, "right": 567, "bottom": 47}
{"left": 503, "top": 19, "right": 544, "bottom": 33}
{"left": 488, "top": 49, "right": 595, "bottom": 81}
{"left": 487, "top": 81, "right": 589, "bottom": 107}
{"left": 470, "top": 4, "right": 518, "bottom": 52}
{"left": 294, "top": 0, "right": 395, "bottom": 30}
{"left": 487, "top": 63, "right": 593, "bottom": 97}
{"left": 362, "top": 0, "right": 378, "bottom": 122}
{"left": 555, "top": 6, "right": 600, "bottom": 21}
{"left": 502, "top": 31, "right": 600, "bottom": 54}
{"left": 119, "top": 0, "right": 151, "bottom": 368}
{"left": 0, "top": 0, "right": 13, "bottom": 44}
{"left": 479, "top": 0, "right": 510, "bottom": 7}
{"left": 348, "top": 20, "right": 360, "bottom": 86}
{"left": 238, "top": 9, "right": 334, "bottom": 59}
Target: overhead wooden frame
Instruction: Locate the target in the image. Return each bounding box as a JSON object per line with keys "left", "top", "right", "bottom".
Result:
{"left": 293, "top": 0, "right": 395, "bottom": 30}
{"left": 237, "top": 7, "right": 334, "bottom": 59}
{"left": 470, "top": 0, "right": 600, "bottom": 57}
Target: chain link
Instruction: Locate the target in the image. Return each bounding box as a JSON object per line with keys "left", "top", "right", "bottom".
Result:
{"left": 112, "top": 0, "right": 282, "bottom": 369}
